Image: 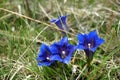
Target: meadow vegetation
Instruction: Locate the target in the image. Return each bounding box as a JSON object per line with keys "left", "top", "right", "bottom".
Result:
{"left": 0, "top": 0, "right": 120, "bottom": 80}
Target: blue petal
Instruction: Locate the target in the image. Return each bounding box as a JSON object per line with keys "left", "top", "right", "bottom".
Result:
{"left": 50, "top": 15, "right": 69, "bottom": 31}
{"left": 63, "top": 51, "right": 74, "bottom": 64}
{"left": 38, "top": 61, "right": 53, "bottom": 66}
{"left": 77, "top": 34, "right": 87, "bottom": 49}
{"left": 50, "top": 55, "right": 63, "bottom": 62}
{"left": 55, "top": 20, "right": 63, "bottom": 29}
{"left": 63, "top": 56, "right": 71, "bottom": 64}
{"left": 67, "top": 44, "right": 75, "bottom": 49}
{"left": 50, "top": 19, "right": 57, "bottom": 23}
{"left": 36, "top": 56, "right": 45, "bottom": 61}
{"left": 96, "top": 38, "right": 105, "bottom": 46}
{"left": 60, "top": 15, "right": 69, "bottom": 31}
{"left": 90, "top": 47, "right": 97, "bottom": 52}
{"left": 67, "top": 44, "right": 77, "bottom": 53}
{"left": 60, "top": 15, "right": 67, "bottom": 23}
{"left": 37, "top": 43, "right": 52, "bottom": 61}
{"left": 63, "top": 46, "right": 76, "bottom": 64}
{"left": 77, "top": 33, "right": 85, "bottom": 44}
{"left": 39, "top": 43, "right": 49, "bottom": 56}
{"left": 88, "top": 30, "right": 98, "bottom": 40}
{"left": 90, "top": 38, "right": 105, "bottom": 52}
{"left": 59, "top": 37, "right": 68, "bottom": 45}
{"left": 50, "top": 18, "right": 63, "bottom": 30}
{"left": 50, "top": 45, "right": 59, "bottom": 54}
{"left": 77, "top": 45, "right": 86, "bottom": 50}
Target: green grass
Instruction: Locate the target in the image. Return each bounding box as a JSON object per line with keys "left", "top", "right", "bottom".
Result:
{"left": 0, "top": 0, "right": 120, "bottom": 80}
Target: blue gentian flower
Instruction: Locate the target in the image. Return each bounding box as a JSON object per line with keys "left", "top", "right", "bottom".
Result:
{"left": 77, "top": 30, "right": 105, "bottom": 52}
{"left": 50, "top": 37, "right": 77, "bottom": 64}
{"left": 77, "top": 30, "right": 105, "bottom": 64}
{"left": 50, "top": 15, "right": 69, "bottom": 32}
{"left": 36, "top": 44, "right": 55, "bottom": 66}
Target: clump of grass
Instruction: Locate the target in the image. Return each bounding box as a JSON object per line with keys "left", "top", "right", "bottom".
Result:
{"left": 0, "top": 0, "right": 120, "bottom": 80}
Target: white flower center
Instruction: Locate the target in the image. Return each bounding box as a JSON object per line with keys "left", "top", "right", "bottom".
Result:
{"left": 61, "top": 51, "right": 66, "bottom": 58}
{"left": 46, "top": 57, "right": 50, "bottom": 60}
{"left": 62, "top": 51, "right": 66, "bottom": 55}
{"left": 88, "top": 43, "right": 91, "bottom": 48}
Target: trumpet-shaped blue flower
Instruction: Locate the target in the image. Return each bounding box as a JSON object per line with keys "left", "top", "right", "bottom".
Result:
{"left": 36, "top": 44, "right": 55, "bottom": 66}
{"left": 77, "top": 30, "right": 105, "bottom": 52}
{"left": 50, "top": 15, "right": 69, "bottom": 32}
{"left": 50, "top": 37, "right": 77, "bottom": 64}
{"left": 77, "top": 30, "right": 105, "bottom": 64}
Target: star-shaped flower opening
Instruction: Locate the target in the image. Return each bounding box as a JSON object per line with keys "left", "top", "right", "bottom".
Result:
{"left": 77, "top": 30, "right": 105, "bottom": 52}
{"left": 50, "top": 15, "right": 69, "bottom": 32}
{"left": 50, "top": 37, "right": 77, "bottom": 64}
{"left": 36, "top": 44, "right": 54, "bottom": 66}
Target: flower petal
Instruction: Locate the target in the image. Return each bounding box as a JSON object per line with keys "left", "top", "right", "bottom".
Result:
{"left": 63, "top": 56, "right": 71, "bottom": 64}
{"left": 88, "top": 30, "right": 98, "bottom": 40}
{"left": 50, "top": 19, "right": 57, "bottom": 23}
{"left": 59, "top": 37, "right": 68, "bottom": 46}
{"left": 50, "top": 55, "right": 63, "bottom": 62}
{"left": 55, "top": 20, "right": 63, "bottom": 29}
{"left": 50, "top": 45, "right": 59, "bottom": 54}
{"left": 61, "top": 15, "right": 67, "bottom": 24}
{"left": 63, "top": 45, "right": 77, "bottom": 64}
{"left": 60, "top": 15, "right": 69, "bottom": 31}
{"left": 50, "top": 18, "right": 63, "bottom": 29}
{"left": 39, "top": 43, "right": 49, "bottom": 56}
{"left": 90, "top": 47, "right": 97, "bottom": 52}
{"left": 77, "top": 33, "right": 89, "bottom": 49}
{"left": 50, "top": 15, "right": 69, "bottom": 32}
{"left": 77, "top": 33, "right": 85, "bottom": 44}
{"left": 63, "top": 51, "right": 74, "bottom": 64}
{"left": 36, "top": 56, "right": 45, "bottom": 61}
{"left": 38, "top": 61, "right": 54, "bottom": 66}
{"left": 77, "top": 45, "right": 86, "bottom": 50}
{"left": 36, "top": 43, "right": 55, "bottom": 66}
{"left": 90, "top": 38, "right": 105, "bottom": 52}
{"left": 96, "top": 38, "right": 105, "bottom": 46}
